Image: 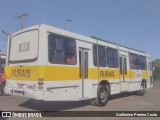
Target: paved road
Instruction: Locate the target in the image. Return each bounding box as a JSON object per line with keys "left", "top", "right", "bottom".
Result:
{"left": 0, "top": 81, "right": 160, "bottom": 120}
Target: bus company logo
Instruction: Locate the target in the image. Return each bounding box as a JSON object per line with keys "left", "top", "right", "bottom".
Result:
{"left": 100, "top": 71, "right": 115, "bottom": 78}
{"left": 12, "top": 69, "right": 30, "bottom": 78}
{"left": 135, "top": 70, "right": 142, "bottom": 78}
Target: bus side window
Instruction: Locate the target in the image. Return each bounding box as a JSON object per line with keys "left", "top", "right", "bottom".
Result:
{"left": 107, "top": 48, "right": 118, "bottom": 68}
{"left": 48, "top": 35, "right": 65, "bottom": 64}
{"left": 92, "top": 45, "right": 106, "bottom": 67}
{"left": 130, "top": 53, "right": 139, "bottom": 70}
{"left": 64, "top": 39, "right": 76, "bottom": 65}
{"left": 48, "top": 33, "right": 76, "bottom": 65}
{"left": 139, "top": 55, "right": 146, "bottom": 70}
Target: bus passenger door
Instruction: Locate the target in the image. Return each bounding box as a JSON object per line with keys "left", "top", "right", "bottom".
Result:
{"left": 79, "top": 48, "right": 91, "bottom": 98}
{"left": 119, "top": 54, "right": 129, "bottom": 92}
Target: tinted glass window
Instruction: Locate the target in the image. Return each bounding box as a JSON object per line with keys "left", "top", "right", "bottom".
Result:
{"left": 119, "top": 57, "right": 123, "bottom": 74}
{"left": 84, "top": 51, "right": 88, "bottom": 79}
{"left": 107, "top": 48, "right": 118, "bottom": 68}
{"left": 93, "top": 45, "right": 97, "bottom": 66}
{"left": 48, "top": 34, "right": 76, "bottom": 65}
{"left": 124, "top": 58, "right": 127, "bottom": 74}
{"left": 139, "top": 55, "right": 146, "bottom": 70}
{"left": 130, "top": 53, "right": 139, "bottom": 69}
{"left": 93, "top": 45, "right": 106, "bottom": 67}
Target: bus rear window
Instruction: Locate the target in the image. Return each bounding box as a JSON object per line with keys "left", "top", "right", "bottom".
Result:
{"left": 9, "top": 30, "right": 39, "bottom": 63}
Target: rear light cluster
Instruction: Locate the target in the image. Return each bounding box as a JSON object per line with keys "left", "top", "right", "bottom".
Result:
{"left": 38, "top": 77, "right": 44, "bottom": 90}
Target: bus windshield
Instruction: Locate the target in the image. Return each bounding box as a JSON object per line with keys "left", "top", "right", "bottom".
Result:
{"left": 9, "top": 30, "right": 39, "bottom": 63}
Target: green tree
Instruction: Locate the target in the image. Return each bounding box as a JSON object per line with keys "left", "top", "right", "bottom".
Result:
{"left": 153, "top": 59, "right": 160, "bottom": 79}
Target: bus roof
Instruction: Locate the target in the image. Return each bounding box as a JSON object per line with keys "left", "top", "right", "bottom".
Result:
{"left": 11, "top": 24, "right": 147, "bottom": 55}
{"left": 91, "top": 36, "right": 146, "bottom": 54}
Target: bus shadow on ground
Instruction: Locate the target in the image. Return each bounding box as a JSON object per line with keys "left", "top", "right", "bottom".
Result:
{"left": 19, "top": 92, "right": 138, "bottom": 111}
{"left": 14, "top": 81, "right": 160, "bottom": 111}
{"left": 19, "top": 99, "right": 92, "bottom": 111}
{"left": 109, "top": 91, "right": 138, "bottom": 101}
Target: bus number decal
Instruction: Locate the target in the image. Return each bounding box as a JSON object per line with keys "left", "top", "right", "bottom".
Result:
{"left": 19, "top": 42, "right": 30, "bottom": 52}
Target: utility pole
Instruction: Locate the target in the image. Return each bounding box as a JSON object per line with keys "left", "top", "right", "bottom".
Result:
{"left": 2, "top": 30, "right": 10, "bottom": 66}
{"left": 16, "top": 13, "right": 29, "bottom": 29}
{"left": 66, "top": 19, "right": 72, "bottom": 31}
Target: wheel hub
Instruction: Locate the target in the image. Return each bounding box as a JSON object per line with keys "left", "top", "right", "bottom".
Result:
{"left": 100, "top": 90, "right": 108, "bottom": 102}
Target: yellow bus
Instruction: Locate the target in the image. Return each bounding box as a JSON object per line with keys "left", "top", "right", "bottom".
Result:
{"left": 5, "top": 24, "right": 153, "bottom": 106}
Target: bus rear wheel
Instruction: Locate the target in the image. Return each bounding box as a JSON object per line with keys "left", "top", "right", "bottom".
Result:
{"left": 0, "top": 82, "right": 6, "bottom": 96}
{"left": 94, "top": 85, "right": 109, "bottom": 107}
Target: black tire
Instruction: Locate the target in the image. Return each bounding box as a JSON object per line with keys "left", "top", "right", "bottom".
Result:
{"left": 138, "top": 82, "right": 145, "bottom": 96}
{"left": 94, "top": 85, "right": 109, "bottom": 106}
{"left": 0, "top": 82, "right": 6, "bottom": 96}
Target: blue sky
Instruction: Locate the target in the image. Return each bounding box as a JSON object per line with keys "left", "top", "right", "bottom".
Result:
{"left": 0, "top": 0, "right": 160, "bottom": 60}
